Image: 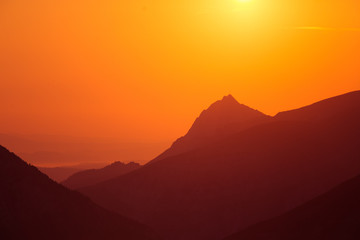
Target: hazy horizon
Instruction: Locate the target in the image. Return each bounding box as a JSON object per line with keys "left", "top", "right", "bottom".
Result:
{"left": 2, "top": 90, "right": 359, "bottom": 167}
{"left": 1, "top": 0, "right": 359, "bottom": 145}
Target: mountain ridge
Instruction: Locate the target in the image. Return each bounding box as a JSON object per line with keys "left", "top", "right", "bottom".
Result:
{"left": 275, "top": 90, "right": 360, "bottom": 121}
{"left": 62, "top": 161, "right": 141, "bottom": 189}
{"left": 79, "top": 90, "right": 360, "bottom": 240}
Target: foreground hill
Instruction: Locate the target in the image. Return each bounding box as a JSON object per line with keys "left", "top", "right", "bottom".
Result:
{"left": 80, "top": 91, "right": 360, "bottom": 240}
{"left": 225, "top": 174, "right": 360, "bottom": 240}
{"left": 0, "top": 145, "right": 160, "bottom": 240}
{"left": 62, "top": 161, "right": 141, "bottom": 189}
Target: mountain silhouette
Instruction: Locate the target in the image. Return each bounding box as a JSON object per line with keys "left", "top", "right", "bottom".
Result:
{"left": 0, "top": 133, "right": 164, "bottom": 167}
{"left": 62, "top": 161, "right": 141, "bottom": 189}
{"left": 0, "top": 145, "right": 160, "bottom": 240}
{"left": 225, "top": 173, "right": 360, "bottom": 240}
{"left": 79, "top": 91, "right": 360, "bottom": 240}
{"left": 275, "top": 90, "right": 360, "bottom": 122}
{"left": 149, "top": 94, "right": 270, "bottom": 163}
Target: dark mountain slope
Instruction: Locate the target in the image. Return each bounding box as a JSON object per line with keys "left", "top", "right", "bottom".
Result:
{"left": 149, "top": 95, "right": 270, "bottom": 163}
{"left": 62, "top": 161, "right": 140, "bottom": 189}
{"left": 80, "top": 91, "right": 360, "bottom": 240}
{"left": 275, "top": 90, "right": 360, "bottom": 122}
{"left": 0, "top": 145, "right": 160, "bottom": 240}
{"left": 225, "top": 174, "right": 360, "bottom": 240}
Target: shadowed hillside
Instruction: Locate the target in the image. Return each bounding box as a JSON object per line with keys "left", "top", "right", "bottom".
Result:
{"left": 225, "top": 174, "right": 360, "bottom": 240}
{"left": 0, "top": 145, "right": 160, "bottom": 240}
{"left": 79, "top": 91, "right": 360, "bottom": 240}
{"left": 62, "top": 161, "right": 140, "bottom": 189}
{"left": 275, "top": 90, "right": 360, "bottom": 122}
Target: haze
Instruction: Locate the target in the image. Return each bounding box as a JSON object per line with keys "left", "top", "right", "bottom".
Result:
{"left": 1, "top": 0, "right": 359, "bottom": 165}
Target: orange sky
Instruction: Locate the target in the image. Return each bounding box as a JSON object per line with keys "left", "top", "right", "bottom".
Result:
{"left": 1, "top": 0, "right": 359, "bottom": 144}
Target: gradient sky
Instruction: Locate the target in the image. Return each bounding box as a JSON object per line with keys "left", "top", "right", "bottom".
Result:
{"left": 1, "top": 0, "right": 359, "bottom": 144}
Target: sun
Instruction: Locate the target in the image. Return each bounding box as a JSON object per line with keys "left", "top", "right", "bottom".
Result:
{"left": 238, "top": 0, "right": 252, "bottom": 2}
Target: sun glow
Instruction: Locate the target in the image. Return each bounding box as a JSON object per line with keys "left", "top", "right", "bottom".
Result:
{"left": 0, "top": 0, "right": 359, "bottom": 146}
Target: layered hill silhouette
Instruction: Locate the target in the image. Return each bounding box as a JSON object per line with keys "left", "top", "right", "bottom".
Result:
{"left": 149, "top": 94, "right": 270, "bottom": 163}
{"left": 0, "top": 145, "right": 160, "bottom": 240}
{"left": 225, "top": 173, "right": 360, "bottom": 240}
{"left": 79, "top": 91, "right": 360, "bottom": 240}
{"left": 275, "top": 90, "right": 360, "bottom": 122}
{"left": 0, "top": 133, "right": 165, "bottom": 167}
{"left": 62, "top": 161, "right": 140, "bottom": 189}
{"left": 39, "top": 166, "right": 81, "bottom": 182}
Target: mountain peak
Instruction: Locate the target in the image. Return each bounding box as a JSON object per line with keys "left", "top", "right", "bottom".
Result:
{"left": 185, "top": 95, "right": 269, "bottom": 139}
{"left": 221, "top": 94, "right": 237, "bottom": 102}
{"left": 208, "top": 94, "right": 240, "bottom": 110}
{"left": 202, "top": 95, "right": 264, "bottom": 119}
{"left": 148, "top": 95, "right": 270, "bottom": 164}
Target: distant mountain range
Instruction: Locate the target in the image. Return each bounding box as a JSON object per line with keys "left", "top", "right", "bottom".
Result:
{"left": 0, "top": 133, "right": 166, "bottom": 167}
{"left": 38, "top": 166, "right": 82, "bottom": 182}
{"left": 62, "top": 161, "right": 141, "bottom": 189}
{"left": 78, "top": 91, "right": 360, "bottom": 240}
{"left": 0, "top": 146, "right": 160, "bottom": 240}
{"left": 225, "top": 173, "right": 360, "bottom": 240}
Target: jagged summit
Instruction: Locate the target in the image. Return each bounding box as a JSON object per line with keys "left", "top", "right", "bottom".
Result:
{"left": 202, "top": 94, "right": 264, "bottom": 118}
{"left": 206, "top": 94, "right": 240, "bottom": 111}
{"left": 187, "top": 95, "right": 268, "bottom": 138}
{"left": 148, "top": 95, "right": 271, "bottom": 164}
{"left": 221, "top": 94, "right": 238, "bottom": 102}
